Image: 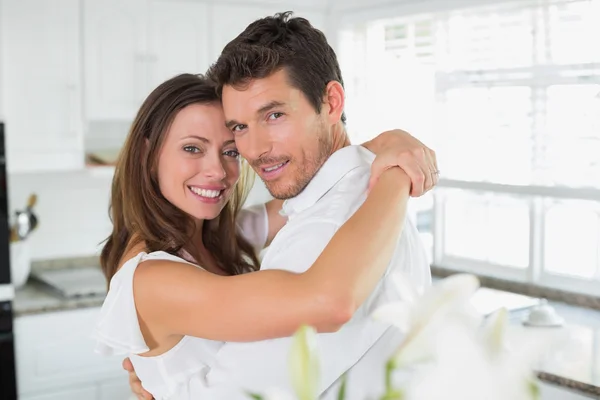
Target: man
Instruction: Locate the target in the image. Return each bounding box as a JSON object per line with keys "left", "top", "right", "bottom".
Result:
{"left": 128, "top": 12, "right": 435, "bottom": 399}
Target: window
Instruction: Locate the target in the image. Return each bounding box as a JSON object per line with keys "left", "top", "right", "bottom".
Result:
{"left": 338, "top": 0, "right": 600, "bottom": 294}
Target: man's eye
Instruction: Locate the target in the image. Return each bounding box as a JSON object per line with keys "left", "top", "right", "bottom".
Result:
{"left": 268, "top": 112, "right": 284, "bottom": 120}
{"left": 232, "top": 124, "right": 247, "bottom": 132}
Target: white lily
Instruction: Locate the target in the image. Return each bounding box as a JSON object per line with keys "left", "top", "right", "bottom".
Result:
{"left": 261, "top": 388, "right": 298, "bottom": 400}
{"left": 288, "top": 325, "right": 320, "bottom": 400}
{"left": 373, "top": 273, "right": 554, "bottom": 400}
{"left": 402, "top": 306, "right": 551, "bottom": 400}
{"left": 372, "top": 273, "right": 482, "bottom": 367}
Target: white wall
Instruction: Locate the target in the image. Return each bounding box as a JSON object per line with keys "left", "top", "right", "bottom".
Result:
{"left": 5, "top": 1, "right": 326, "bottom": 260}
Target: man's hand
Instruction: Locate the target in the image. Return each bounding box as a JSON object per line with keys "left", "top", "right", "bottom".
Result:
{"left": 362, "top": 129, "right": 438, "bottom": 196}
{"left": 123, "top": 357, "right": 153, "bottom": 400}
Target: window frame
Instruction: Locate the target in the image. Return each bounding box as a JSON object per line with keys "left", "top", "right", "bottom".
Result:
{"left": 337, "top": 0, "right": 600, "bottom": 295}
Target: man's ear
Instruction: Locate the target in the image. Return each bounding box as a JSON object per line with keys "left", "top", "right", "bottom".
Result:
{"left": 322, "top": 81, "right": 345, "bottom": 124}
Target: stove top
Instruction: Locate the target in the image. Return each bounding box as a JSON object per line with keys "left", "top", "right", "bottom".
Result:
{"left": 31, "top": 267, "right": 107, "bottom": 298}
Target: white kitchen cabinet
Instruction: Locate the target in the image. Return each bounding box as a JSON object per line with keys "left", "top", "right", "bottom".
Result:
{"left": 19, "top": 386, "right": 96, "bottom": 400}
{"left": 147, "top": 0, "right": 210, "bottom": 89}
{"left": 0, "top": 0, "right": 84, "bottom": 173}
{"left": 83, "top": 0, "right": 211, "bottom": 154}
{"left": 83, "top": 0, "right": 150, "bottom": 121}
{"left": 98, "top": 378, "right": 132, "bottom": 400}
{"left": 14, "top": 307, "right": 129, "bottom": 399}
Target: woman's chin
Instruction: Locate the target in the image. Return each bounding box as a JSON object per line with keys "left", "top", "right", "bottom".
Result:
{"left": 185, "top": 206, "right": 225, "bottom": 222}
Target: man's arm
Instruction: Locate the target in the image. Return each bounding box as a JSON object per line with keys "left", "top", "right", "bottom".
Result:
{"left": 362, "top": 129, "right": 438, "bottom": 196}
{"left": 123, "top": 358, "right": 153, "bottom": 400}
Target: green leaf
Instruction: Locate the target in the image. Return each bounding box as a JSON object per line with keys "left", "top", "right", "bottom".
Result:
{"left": 379, "top": 389, "right": 404, "bottom": 400}
{"left": 246, "top": 393, "right": 264, "bottom": 400}
{"left": 385, "top": 358, "right": 397, "bottom": 394}
{"left": 528, "top": 378, "right": 541, "bottom": 400}
{"left": 337, "top": 373, "right": 347, "bottom": 400}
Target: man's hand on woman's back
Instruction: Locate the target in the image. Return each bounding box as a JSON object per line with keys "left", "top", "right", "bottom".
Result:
{"left": 123, "top": 357, "right": 154, "bottom": 400}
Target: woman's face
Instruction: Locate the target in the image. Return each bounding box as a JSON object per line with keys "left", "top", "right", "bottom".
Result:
{"left": 157, "top": 103, "right": 241, "bottom": 222}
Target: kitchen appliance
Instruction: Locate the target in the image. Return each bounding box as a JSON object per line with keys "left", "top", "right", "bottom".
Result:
{"left": 0, "top": 301, "right": 17, "bottom": 399}
{"left": 32, "top": 266, "right": 107, "bottom": 299}
{"left": 0, "top": 122, "right": 18, "bottom": 399}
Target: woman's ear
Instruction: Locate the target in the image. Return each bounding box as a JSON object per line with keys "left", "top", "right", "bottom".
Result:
{"left": 322, "top": 81, "right": 345, "bottom": 124}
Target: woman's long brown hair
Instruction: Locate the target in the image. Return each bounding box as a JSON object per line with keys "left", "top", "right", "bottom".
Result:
{"left": 100, "top": 73, "right": 260, "bottom": 283}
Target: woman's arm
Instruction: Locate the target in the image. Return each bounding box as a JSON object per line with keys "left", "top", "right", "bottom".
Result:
{"left": 134, "top": 168, "right": 410, "bottom": 342}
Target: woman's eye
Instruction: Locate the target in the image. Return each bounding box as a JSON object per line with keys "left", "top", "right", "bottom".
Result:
{"left": 268, "top": 112, "right": 283, "bottom": 120}
{"left": 224, "top": 149, "right": 240, "bottom": 158}
{"left": 183, "top": 145, "right": 201, "bottom": 153}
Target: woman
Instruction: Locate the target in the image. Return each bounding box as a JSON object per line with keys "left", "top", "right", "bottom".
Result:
{"left": 94, "top": 73, "right": 421, "bottom": 399}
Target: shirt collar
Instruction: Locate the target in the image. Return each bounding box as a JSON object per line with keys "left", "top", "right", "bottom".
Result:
{"left": 281, "top": 145, "right": 374, "bottom": 217}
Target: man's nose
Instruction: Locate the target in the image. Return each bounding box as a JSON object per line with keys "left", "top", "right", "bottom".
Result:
{"left": 244, "top": 130, "right": 272, "bottom": 161}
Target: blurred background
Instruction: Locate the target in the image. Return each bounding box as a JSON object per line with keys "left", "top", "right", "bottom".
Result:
{"left": 0, "top": 0, "right": 598, "bottom": 399}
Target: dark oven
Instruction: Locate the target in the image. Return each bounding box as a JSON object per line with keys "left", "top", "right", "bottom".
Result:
{"left": 0, "top": 121, "right": 17, "bottom": 399}
{"left": 0, "top": 301, "right": 16, "bottom": 399}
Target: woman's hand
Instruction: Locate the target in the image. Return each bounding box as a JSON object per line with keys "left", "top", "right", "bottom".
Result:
{"left": 362, "top": 129, "right": 438, "bottom": 196}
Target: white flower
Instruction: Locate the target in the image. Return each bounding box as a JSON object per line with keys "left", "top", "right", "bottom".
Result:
{"left": 288, "top": 325, "right": 320, "bottom": 400}
{"left": 262, "top": 387, "right": 297, "bottom": 400}
{"left": 373, "top": 273, "right": 555, "bottom": 400}
{"left": 403, "top": 307, "right": 550, "bottom": 400}
{"left": 372, "top": 273, "right": 482, "bottom": 367}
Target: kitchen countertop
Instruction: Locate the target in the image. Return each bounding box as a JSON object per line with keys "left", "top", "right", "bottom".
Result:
{"left": 13, "top": 256, "right": 107, "bottom": 316}
{"left": 508, "top": 305, "right": 600, "bottom": 398}
{"left": 13, "top": 279, "right": 106, "bottom": 317}
{"left": 11, "top": 262, "right": 600, "bottom": 398}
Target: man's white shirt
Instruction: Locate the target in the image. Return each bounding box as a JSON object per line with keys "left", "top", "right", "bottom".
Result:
{"left": 206, "top": 145, "right": 431, "bottom": 399}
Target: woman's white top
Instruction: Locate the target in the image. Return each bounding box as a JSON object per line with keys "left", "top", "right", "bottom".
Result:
{"left": 93, "top": 204, "right": 268, "bottom": 399}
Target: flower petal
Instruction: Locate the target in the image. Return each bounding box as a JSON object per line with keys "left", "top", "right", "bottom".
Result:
{"left": 288, "top": 325, "right": 320, "bottom": 400}
{"left": 482, "top": 307, "right": 509, "bottom": 359}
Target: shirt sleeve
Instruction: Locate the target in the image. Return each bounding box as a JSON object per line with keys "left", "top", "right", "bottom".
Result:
{"left": 236, "top": 203, "right": 269, "bottom": 251}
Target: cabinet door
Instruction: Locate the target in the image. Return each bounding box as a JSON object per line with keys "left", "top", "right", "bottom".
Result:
{"left": 1, "top": 0, "right": 84, "bottom": 173}
{"left": 14, "top": 308, "right": 124, "bottom": 396}
{"left": 19, "top": 386, "right": 96, "bottom": 400}
{"left": 147, "top": 0, "right": 210, "bottom": 89}
{"left": 84, "top": 0, "right": 149, "bottom": 121}
{"left": 98, "top": 378, "right": 132, "bottom": 400}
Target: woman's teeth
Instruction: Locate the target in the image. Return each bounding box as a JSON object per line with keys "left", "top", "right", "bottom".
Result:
{"left": 189, "top": 187, "right": 221, "bottom": 198}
